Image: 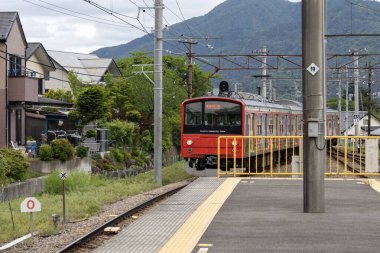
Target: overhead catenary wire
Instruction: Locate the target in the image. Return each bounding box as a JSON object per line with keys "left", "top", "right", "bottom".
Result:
{"left": 0, "top": 49, "right": 118, "bottom": 79}
{"left": 23, "top": 0, "right": 132, "bottom": 28}
{"left": 32, "top": 0, "right": 133, "bottom": 25}
{"left": 346, "top": 0, "right": 380, "bottom": 14}
{"left": 82, "top": 0, "right": 148, "bottom": 32}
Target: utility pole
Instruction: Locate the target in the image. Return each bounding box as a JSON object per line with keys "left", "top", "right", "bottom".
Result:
{"left": 154, "top": 0, "right": 163, "bottom": 186}
{"left": 261, "top": 46, "right": 268, "bottom": 101}
{"left": 179, "top": 39, "right": 198, "bottom": 99}
{"left": 302, "top": 0, "right": 326, "bottom": 213}
{"left": 368, "top": 63, "right": 372, "bottom": 136}
{"left": 337, "top": 69, "right": 342, "bottom": 128}
{"left": 346, "top": 69, "right": 349, "bottom": 136}
{"left": 354, "top": 50, "right": 360, "bottom": 137}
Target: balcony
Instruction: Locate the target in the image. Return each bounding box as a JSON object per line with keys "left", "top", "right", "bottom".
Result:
{"left": 8, "top": 70, "right": 38, "bottom": 102}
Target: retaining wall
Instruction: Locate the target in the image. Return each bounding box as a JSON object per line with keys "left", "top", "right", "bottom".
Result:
{"left": 29, "top": 157, "right": 91, "bottom": 174}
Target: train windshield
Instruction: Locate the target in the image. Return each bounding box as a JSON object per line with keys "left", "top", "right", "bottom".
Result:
{"left": 204, "top": 101, "right": 241, "bottom": 126}
{"left": 184, "top": 100, "right": 242, "bottom": 134}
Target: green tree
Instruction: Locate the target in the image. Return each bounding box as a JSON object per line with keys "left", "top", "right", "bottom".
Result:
{"left": 105, "top": 73, "right": 133, "bottom": 119}
{"left": 44, "top": 89, "right": 73, "bottom": 103}
{"left": 74, "top": 85, "right": 111, "bottom": 125}
{"left": 68, "top": 71, "right": 84, "bottom": 99}
{"left": 103, "top": 119, "right": 139, "bottom": 148}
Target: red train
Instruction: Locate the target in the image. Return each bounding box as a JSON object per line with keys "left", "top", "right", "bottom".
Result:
{"left": 181, "top": 82, "right": 339, "bottom": 171}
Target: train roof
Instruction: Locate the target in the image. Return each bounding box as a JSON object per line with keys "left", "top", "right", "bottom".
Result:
{"left": 185, "top": 92, "right": 337, "bottom": 114}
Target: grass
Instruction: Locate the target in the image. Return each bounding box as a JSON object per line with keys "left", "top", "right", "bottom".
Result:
{"left": 0, "top": 161, "right": 192, "bottom": 243}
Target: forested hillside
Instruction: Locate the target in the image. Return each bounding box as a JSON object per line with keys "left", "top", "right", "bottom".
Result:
{"left": 93, "top": 0, "right": 380, "bottom": 98}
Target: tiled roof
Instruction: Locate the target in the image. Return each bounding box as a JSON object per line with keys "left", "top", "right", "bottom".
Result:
{"left": 47, "top": 50, "right": 121, "bottom": 83}
{"left": 0, "top": 12, "right": 17, "bottom": 41}
{"left": 0, "top": 12, "right": 27, "bottom": 45}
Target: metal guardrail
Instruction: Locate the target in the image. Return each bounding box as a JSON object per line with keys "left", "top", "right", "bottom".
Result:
{"left": 217, "top": 136, "right": 380, "bottom": 177}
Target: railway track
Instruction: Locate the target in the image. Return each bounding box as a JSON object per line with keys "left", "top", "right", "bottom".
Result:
{"left": 329, "top": 147, "right": 380, "bottom": 176}
{"left": 56, "top": 184, "right": 188, "bottom": 253}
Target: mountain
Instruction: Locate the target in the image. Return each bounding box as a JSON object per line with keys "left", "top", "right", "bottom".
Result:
{"left": 92, "top": 0, "right": 380, "bottom": 98}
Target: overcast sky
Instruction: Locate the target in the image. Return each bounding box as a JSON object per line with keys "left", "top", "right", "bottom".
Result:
{"left": 0, "top": 0, "right": 229, "bottom": 53}
{"left": 0, "top": 0, "right": 303, "bottom": 54}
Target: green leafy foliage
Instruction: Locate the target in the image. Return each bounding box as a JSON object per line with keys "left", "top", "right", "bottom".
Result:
{"left": 126, "top": 110, "right": 141, "bottom": 122}
{"left": 76, "top": 145, "right": 89, "bottom": 158}
{"left": 75, "top": 85, "right": 111, "bottom": 125}
{"left": 38, "top": 144, "right": 53, "bottom": 161}
{"left": 50, "top": 139, "right": 74, "bottom": 162}
{"left": 109, "top": 148, "right": 125, "bottom": 163}
{"left": 103, "top": 120, "right": 139, "bottom": 148}
{"left": 0, "top": 148, "right": 29, "bottom": 183}
{"left": 85, "top": 129, "right": 97, "bottom": 139}
{"left": 44, "top": 89, "right": 73, "bottom": 103}
{"left": 141, "top": 130, "right": 153, "bottom": 152}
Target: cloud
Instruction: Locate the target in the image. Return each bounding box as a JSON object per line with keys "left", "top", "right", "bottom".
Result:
{"left": 0, "top": 0, "right": 306, "bottom": 53}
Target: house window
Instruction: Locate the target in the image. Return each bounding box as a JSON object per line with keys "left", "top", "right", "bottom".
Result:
{"left": 44, "top": 70, "right": 50, "bottom": 80}
{"left": 38, "top": 79, "right": 44, "bottom": 95}
{"left": 363, "top": 119, "right": 369, "bottom": 126}
{"left": 9, "top": 54, "right": 22, "bottom": 76}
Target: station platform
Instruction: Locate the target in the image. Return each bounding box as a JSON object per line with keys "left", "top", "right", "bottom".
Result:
{"left": 94, "top": 177, "right": 380, "bottom": 253}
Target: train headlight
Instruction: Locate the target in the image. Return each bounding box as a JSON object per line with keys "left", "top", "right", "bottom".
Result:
{"left": 231, "top": 140, "right": 238, "bottom": 146}
{"left": 186, "top": 139, "right": 193, "bottom": 146}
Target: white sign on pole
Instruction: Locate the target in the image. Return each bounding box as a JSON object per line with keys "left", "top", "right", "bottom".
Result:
{"left": 21, "top": 197, "right": 41, "bottom": 213}
{"left": 307, "top": 63, "right": 320, "bottom": 76}
{"left": 60, "top": 172, "right": 67, "bottom": 180}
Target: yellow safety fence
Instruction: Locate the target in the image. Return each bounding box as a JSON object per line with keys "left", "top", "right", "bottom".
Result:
{"left": 217, "top": 136, "right": 380, "bottom": 177}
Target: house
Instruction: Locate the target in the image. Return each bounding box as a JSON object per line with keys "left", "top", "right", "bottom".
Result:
{"left": 0, "top": 12, "right": 39, "bottom": 147}
{"left": 26, "top": 42, "right": 55, "bottom": 95}
{"left": 45, "top": 50, "right": 122, "bottom": 92}
{"left": 340, "top": 111, "right": 380, "bottom": 136}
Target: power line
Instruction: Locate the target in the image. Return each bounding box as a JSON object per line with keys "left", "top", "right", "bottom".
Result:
{"left": 32, "top": 0, "right": 132, "bottom": 25}
{"left": 347, "top": 0, "right": 380, "bottom": 14}
{"left": 82, "top": 0, "right": 147, "bottom": 32}
{"left": 23, "top": 0, "right": 131, "bottom": 28}
{"left": 0, "top": 49, "right": 115, "bottom": 79}
{"left": 175, "top": 0, "right": 186, "bottom": 21}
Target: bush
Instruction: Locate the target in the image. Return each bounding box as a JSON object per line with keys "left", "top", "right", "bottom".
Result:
{"left": 76, "top": 145, "right": 88, "bottom": 158}
{"left": 110, "top": 148, "right": 125, "bottom": 162}
{"left": 126, "top": 110, "right": 141, "bottom": 122}
{"left": 85, "top": 129, "right": 97, "bottom": 139}
{"left": 0, "top": 148, "right": 29, "bottom": 183}
{"left": 39, "top": 144, "right": 53, "bottom": 161}
{"left": 51, "top": 139, "right": 74, "bottom": 162}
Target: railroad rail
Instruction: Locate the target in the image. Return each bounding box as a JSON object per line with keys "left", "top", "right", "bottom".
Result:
{"left": 56, "top": 184, "right": 188, "bottom": 253}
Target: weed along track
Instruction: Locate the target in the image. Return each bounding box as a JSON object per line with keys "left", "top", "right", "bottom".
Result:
{"left": 56, "top": 184, "right": 188, "bottom": 253}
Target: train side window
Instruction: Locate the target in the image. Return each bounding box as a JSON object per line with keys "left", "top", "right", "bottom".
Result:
{"left": 250, "top": 114, "right": 255, "bottom": 135}
{"left": 279, "top": 116, "right": 284, "bottom": 135}
{"left": 257, "top": 115, "right": 262, "bottom": 135}
{"left": 269, "top": 115, "right": 274, "bottom": 135}
{"left": 184, "top": 102, "right": 202, "bottom": 125}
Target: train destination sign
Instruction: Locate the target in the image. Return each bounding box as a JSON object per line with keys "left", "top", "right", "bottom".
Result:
{"left": 206, "top": 104, "right": 222, "bottom": 110}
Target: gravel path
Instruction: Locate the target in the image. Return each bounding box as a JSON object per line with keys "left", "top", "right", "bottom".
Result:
{"left": 4, "top": 180, "right": 192, "bottom": 253}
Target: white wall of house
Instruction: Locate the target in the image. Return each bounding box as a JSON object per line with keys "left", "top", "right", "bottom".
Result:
{"left": 26, "top": 54, "right": 45, "bottom": 79}
{"left": 44, "top": 65, "right": 70, "bottom": 91}
{"left": 344, "top": 115, "right": 380, "bottom": 136}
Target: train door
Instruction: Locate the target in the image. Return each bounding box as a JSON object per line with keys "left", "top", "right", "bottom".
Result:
{"left": 263, "top": 114, "right": 267, "bottom": 136}
{"left": 284, "top": 115, "right": 288, "bottom": 136}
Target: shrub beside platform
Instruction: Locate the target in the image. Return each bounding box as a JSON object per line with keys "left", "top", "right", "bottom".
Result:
{"left": 29, "top": 157, "right": 91, "bottom": 174}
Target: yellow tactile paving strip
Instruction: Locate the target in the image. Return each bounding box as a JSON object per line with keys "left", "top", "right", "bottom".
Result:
{"left": 364, "top": 179, "right": 380, "bottom": 193}
{"left": 158, "top": 178, "right": 240, "bottom": 253}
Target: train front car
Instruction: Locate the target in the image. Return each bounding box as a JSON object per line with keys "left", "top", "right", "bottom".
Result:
{"left": 181, "top": 97, "right": 245, "bottom": 170}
